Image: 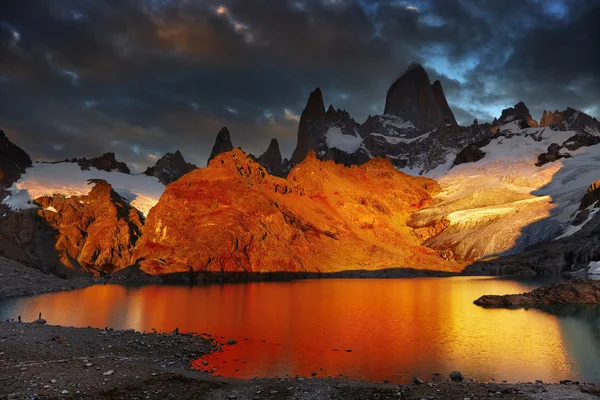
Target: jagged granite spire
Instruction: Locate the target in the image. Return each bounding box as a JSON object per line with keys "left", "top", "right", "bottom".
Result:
{"left": 431, "top": 80, "right": 457, "bottom": 126}
{"left": 290, "top": 88, "right": 327, "bottom": 163}
{"left": 257, "top": 138, "right": 284, "bottom": 177}
{"left": 384, "top": 63, "right": 446, "bottom": 131}
{"left": 207, "top": 127, "right": 234, "bottom": 166}
{"left": 144, "top": 150, "right": 197, "bottom": 184}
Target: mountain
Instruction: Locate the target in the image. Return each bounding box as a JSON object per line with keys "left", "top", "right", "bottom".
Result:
{"left": 207, "top": 127, "right": 234, "bottom": 166}
{"left": 132, "top": 149, "right": 461, "bottom": 275}
{"left": 384, "top": 63, "right": 447, "bottom": 131}
{"left": 144, "top": 150, "right": 197, "bottom": 184}
{"left": 76, "top": 152, "right": 131, "bottom": 174}
{"left": 34, "top": 179, "right": 144, "bottom": 276}
{"left": 290, "top": 88, "right": 328, "bottom": 164}
{"left": 0, "top": 130, "right": 32, "bottom": 188}
{"left": 417, "top": 106, "right": 600, "bottom": 264}
{"left": 256, "top": 138, "right": 285, "bottom": 177}
{"left": 279, "top": 63, "right": 490, "bottom": 174}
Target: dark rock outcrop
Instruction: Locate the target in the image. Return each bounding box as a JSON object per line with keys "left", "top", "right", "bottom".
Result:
{"left": 431, "top": 80, "right": 457, "bottom": 126}
{"left": 0, "top": 129, "right": 32, "bottom": 187}
{"left": 580, "top": 180, "right": 600, "bottom": 210}
{"left": 207, "top": 127, "right": 234, "bottom": 166}
{"left": 384, "top": 63, "right": 446, "bottom": 132}
{"left": 535, "top": 143, "right": 571, "bottom": 166}
{"left": 453, "top": 143, "right": 486, "bottom": 167}
{"left": 563, "top": 132, "right": 600, "bottom": 151}
{"left": 474, "top": 279, "right": 600, "bottom": 307}
{"left": 257, "top": 138, "right": 285, "bottom": 177}
{"left": 290, "top": 88, "right": 327, "bottom": 164}
{"left": 144, "top": 150, "right": 197, "bottom": 184}
{"left": 77, "top": 153, "right": 130, "bottom": 174}
{"left": 497, "top": 101, "right": 538, "bottom": 127}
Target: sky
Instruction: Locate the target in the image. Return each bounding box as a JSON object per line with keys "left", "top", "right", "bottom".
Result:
{"left": 1, "top": 0, "right": 599, "bottom": 171}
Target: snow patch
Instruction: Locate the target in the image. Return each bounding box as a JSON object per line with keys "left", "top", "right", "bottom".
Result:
{"left": 588, "top": 261, "right": 600, "bottom": 275}
{"left": 325, "top": 127, "right": 363, "bottom": 153}
{"left": 2, "top": 163, "right": 165, "bottom": 217}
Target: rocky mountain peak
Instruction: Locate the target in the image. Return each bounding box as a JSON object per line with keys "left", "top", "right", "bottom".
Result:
{"left": 384, "top": 63, "right": 447, "bottom": 132}
{"left": 0, "top": 129, "right": 32, "bottom": 188}
{"left": 257, "top": 138, "right": 284, "bottom": 177}
{"left": 207, "top": 127, "right": 234, "bottom": 166}
{"left": 77, "top": 152, "right": 131, "bottom": 174}
{"left": 497, "top": 101, "right": 538, "bottom": 128}
{"left": 290, "top": 87, "right": 327, "bottom": 164}
{"left": 144, "top": 150, "right": 197, "bottom": 184}
{"left": 431, "top": 80, "right": 457, "bottom": 126}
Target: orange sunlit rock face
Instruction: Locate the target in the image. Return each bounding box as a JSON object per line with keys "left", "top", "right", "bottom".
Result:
{"left": 35, "top": 180, "right": 143, "bottom": 276}
{"left": 133, "top": 149, "right": 463, "bottom": 274}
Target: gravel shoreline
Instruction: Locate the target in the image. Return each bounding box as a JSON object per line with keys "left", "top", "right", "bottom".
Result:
{"left": 1, "top": 322, "right": 599, "bottom": 400}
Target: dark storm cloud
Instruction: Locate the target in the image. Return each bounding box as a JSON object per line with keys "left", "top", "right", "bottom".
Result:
{"left": 0, "top": 0, "right": 599, "bottom": 171}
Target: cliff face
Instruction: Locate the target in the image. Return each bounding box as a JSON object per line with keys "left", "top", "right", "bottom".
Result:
{"left": 34, "top": 179, "right": 144, "bottom": 276}
{"left": 0, "top": 130, "right": 32, "bottom": 188}
{"left": 290, "top": 88, "right": 328, "bottom": 164}
{"left": 384, "top": 63, "right": 446, "bottom": 132}
{"left": 133, "top": 149, "right": 462, "bottom": 275}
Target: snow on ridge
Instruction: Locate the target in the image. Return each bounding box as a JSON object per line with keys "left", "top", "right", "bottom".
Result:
{"left": 370, "top": 131, "right": 432, "bottom": 145}
{"left": 2, "top": 162, "right": 165, "bottom": 217}
{"left": 380, "top": 115, "right": 417, "bottom": 131}
{"left": 325, "top": 127, "right": 363, "bottom": 153}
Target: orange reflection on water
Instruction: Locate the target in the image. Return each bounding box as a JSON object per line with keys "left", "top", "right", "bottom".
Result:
{"left": 4, "top": 278, "right": 581, "bottom": 383}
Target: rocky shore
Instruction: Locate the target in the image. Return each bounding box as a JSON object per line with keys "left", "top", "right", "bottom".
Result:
{"left": 1, "top": 322, "right": 599, "bottom": 399}
{"left": 474, "top": 279, "right": 600, "bottom": 307}
{"left": 0, "top": 257, "right": 100, "bottom": 300}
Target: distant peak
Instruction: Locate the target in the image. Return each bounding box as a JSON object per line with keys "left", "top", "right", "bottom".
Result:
{"left": 208, "top": 126, "right": 235, "bottom": 166}
{"left": 406, "top": 62, "right": 425, "bottom": 73}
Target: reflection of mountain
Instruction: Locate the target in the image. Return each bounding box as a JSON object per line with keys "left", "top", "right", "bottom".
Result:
{"left": 1, "top": 278, "right": 582, "bottom": 383}
{"left": 1, "top": 61, "right": 600, "bottom": 277}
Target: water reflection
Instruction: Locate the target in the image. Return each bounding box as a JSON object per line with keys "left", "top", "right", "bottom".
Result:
{"left": 1, "top": 277, "right": 598, "bottom": 384}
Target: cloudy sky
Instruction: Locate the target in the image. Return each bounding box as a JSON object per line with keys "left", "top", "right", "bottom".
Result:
{"left": 1, "top": 0, "right": 599, "bottom": 171}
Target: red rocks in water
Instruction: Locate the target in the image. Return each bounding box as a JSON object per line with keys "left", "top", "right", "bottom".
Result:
{"left": 473, "top": 279, "right": 600, "bottom": 307}
{"left": 35, "top": 179, "right": 144, "bottom": 276}
{"left": 133, "top": 149, "right": 463, "bottom": 275}
{"left": 384, "top": 63, "right": 447, "bottom": 132}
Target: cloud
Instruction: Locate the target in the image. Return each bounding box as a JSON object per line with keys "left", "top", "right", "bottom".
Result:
{"left": 0, "top": 0, "right": 598, "bottom": 171}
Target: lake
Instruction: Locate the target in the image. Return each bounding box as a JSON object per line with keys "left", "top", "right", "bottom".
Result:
{"left": 1, "top": 277, "right": 599, "bottom": 384}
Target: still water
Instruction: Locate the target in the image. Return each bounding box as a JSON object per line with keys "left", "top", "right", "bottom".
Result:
{"left": 1, "top": 277, "right": 600, "bottom": 384}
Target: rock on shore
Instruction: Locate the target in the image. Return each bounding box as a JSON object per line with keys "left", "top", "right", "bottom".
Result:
{"left": 474, "top": 279, "right": 600, "bottom": 307}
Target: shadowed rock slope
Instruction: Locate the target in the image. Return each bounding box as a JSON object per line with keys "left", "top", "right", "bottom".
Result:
{"left": 133, "top": 149, "right": 463, "bottom": 275}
